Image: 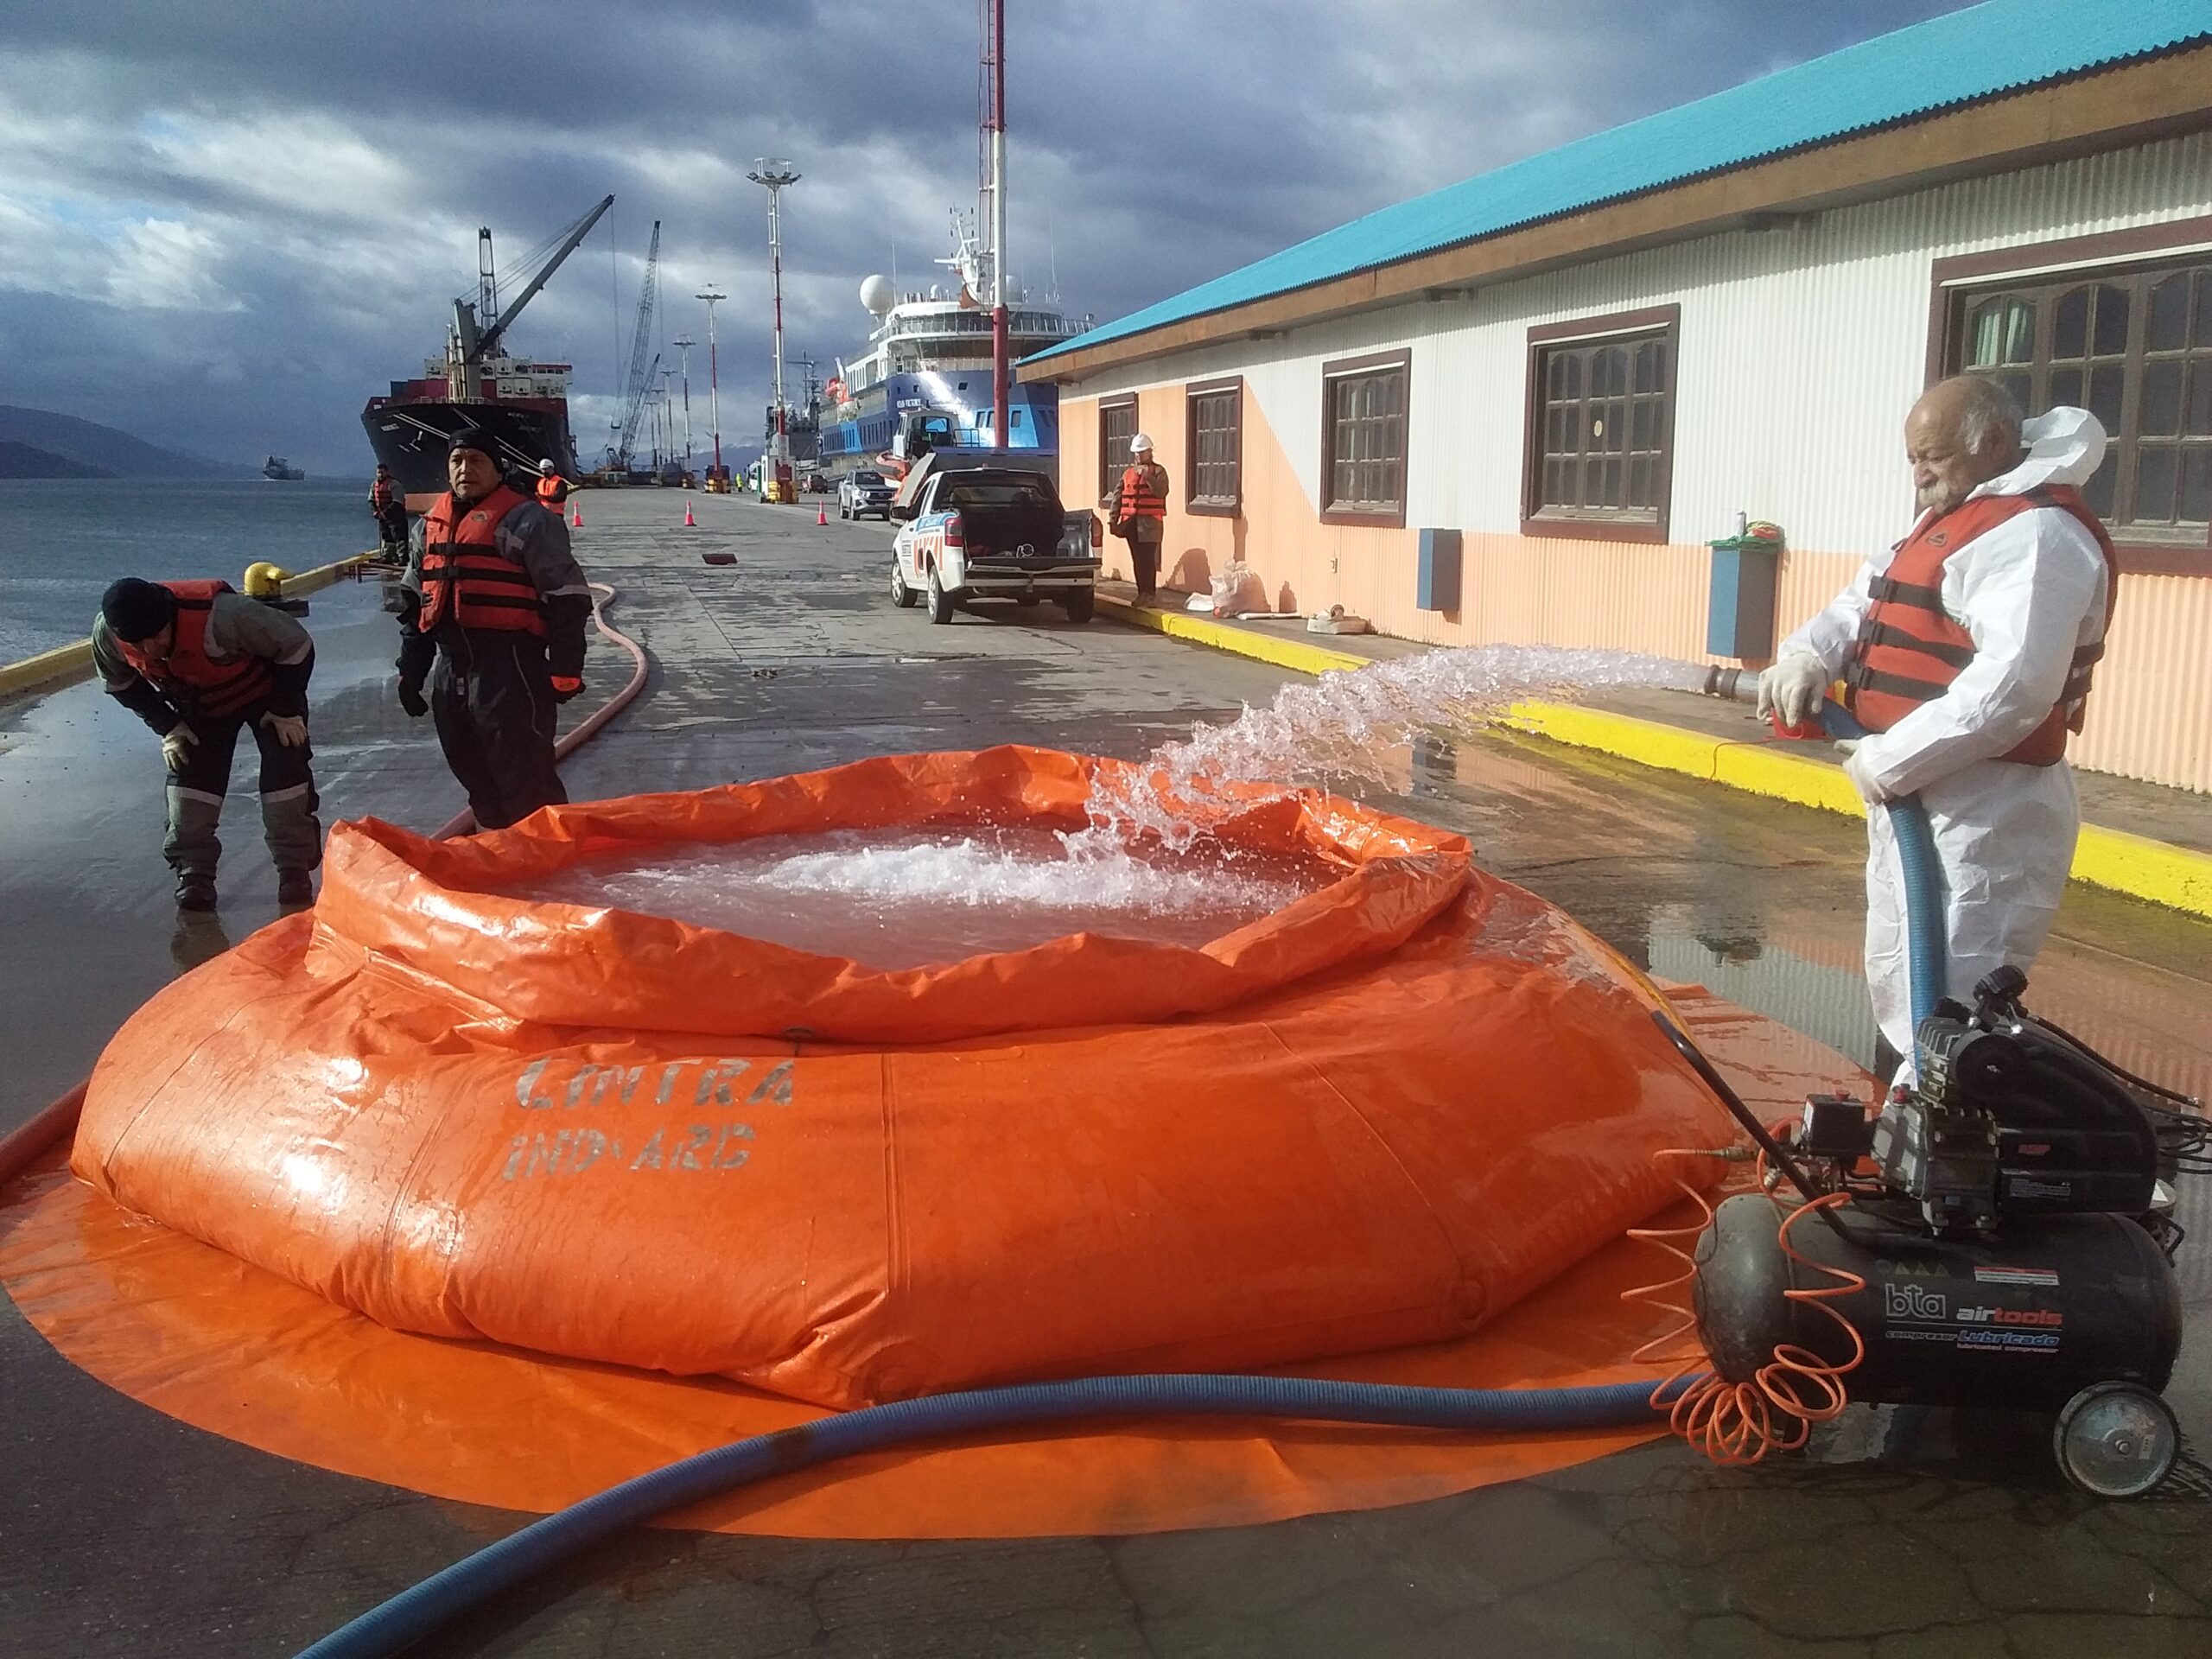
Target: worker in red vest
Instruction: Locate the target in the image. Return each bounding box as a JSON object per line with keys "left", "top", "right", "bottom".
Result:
{"left": 396, "top": 430, "right": 593, "bottom": 830}
{"left": 94, "top": 576, "right": 321, "bottom": 912}
{"left": 535, "top": 459, "right": 569, "bottom": 512}
{"left": 1758, "top": 376, "right": 2113, "bottom": 1081}
{"left": 370, "top": 463, "right": 407, "bottom": 555}
{"left": 1110, "top": 433, "right": 1170, "bottom": 599}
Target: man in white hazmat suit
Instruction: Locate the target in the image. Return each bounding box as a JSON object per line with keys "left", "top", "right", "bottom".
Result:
{"left": 1758, "top": 375, "right": 2113, "bottom": 1082}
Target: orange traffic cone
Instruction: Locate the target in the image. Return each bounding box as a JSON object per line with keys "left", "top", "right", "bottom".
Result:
{"left": 570, "top": 504, "right": 582, "bottom": 528}
{"left": 816, "top": 505, "right": 829, "bottom": 526}
{"left": 683, "top": 499, "right": 696, "bottom": 527}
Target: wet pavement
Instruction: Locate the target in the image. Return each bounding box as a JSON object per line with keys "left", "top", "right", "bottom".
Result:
{"left": 3, "top": 489, "right": 2209, "bottom": 1656}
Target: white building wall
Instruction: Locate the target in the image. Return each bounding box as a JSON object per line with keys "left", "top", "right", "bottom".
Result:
{"left": 1068, "top": 130, "right": 2212, "bottom": 557}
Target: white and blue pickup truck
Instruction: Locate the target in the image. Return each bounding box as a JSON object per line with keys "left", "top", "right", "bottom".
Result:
{"left": 888, "top": 454, "right": 1102, "bottom": 625}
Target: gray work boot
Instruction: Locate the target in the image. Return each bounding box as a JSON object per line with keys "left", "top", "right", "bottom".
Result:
{"left": 175, "top": 872, "right": 217, "bottom": 912}
{"left": 276, "top": 868, "right": 315, "bottom": 909}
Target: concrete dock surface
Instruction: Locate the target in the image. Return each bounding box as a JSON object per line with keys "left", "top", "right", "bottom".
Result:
{"left": 3, "top": 487, "right": 2209, "bottom": 1656}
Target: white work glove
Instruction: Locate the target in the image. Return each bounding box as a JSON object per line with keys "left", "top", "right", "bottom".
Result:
{"left": 162, "top": 722, "right": 199, "bottom": 772}
{"left": 259, "top": 712, "right": 309, "bottom": 748}
{"left": 1837, "top": 740, "right": 1893, "bottom": 804}
{"left": 1755, "top": 653, "right": 1830, "bottom": 729}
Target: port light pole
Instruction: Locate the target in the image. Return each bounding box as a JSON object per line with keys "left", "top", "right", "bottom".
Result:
{"left": 747, "top": 158, "right": 801, "bottom": 499}
{"left": 671, "top": 334, "right": 695, "bottom": 472}
{"left": 984, "top": 0, "right": 1008, "bottom": 451}
{"left": 695, "top": 289, "right": 725, "bottom": 484}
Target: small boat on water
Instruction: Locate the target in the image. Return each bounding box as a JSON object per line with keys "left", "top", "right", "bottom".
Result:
{"left": 260, "top": 455, "right": 304, "bottom": 481}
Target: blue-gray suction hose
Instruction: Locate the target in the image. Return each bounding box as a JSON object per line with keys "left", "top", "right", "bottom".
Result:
{"left": 1813, "top": 702, "right": 1946, "bottom": 1033}
{"left": 1696, "top": 666, "right": 1945, "bottom": 1033}
{"left": 294, "top": 1372, "right": 1680, "bottom": 1658}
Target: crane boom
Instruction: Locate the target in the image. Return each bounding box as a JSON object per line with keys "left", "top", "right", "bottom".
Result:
{"left": 472, "top": 194, "right": 615, "bottom": 363}
{"left": 612, "top": 220, "right": 662, "bottom": 470}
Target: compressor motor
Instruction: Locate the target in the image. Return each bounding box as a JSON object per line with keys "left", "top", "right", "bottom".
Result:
{"left": 1685, "top": 966, "right": 2202, "bottom": 1497}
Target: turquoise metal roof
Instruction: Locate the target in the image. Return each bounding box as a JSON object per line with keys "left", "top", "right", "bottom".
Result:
{"left": 1030, "top": 0, "right": 2212, "bottom": 364}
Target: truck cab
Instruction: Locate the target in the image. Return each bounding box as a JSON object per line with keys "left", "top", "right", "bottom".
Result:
{"left": 889, "top": 454, "right": 1101, "bottom": 625}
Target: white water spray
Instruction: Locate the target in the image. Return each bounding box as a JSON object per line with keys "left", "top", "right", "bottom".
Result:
{"left": 1090, "top": 645, "right": 1712, "bottom": 843}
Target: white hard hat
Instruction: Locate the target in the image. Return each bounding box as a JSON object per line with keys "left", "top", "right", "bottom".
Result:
{"left": 538, "top": 459, "right": 556, "bottom": 474}
{"left": 1129, "top": 433, "right": 1154, "bottom": 454}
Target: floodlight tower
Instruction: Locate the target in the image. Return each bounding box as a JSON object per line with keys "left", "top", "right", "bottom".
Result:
{"left": 671, "top": 334, "right": 696, "bottom": 471}
{"left": 695, "top": 288, "right": 725, "bottom": 484}
{"left": 747, "top": 157, "right": 802, "bottom": 493}
{"left": 982, "top": 0, "right": 1009, "bottom": 450}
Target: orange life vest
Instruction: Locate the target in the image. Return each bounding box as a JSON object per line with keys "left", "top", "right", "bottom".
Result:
{"left": 372, "top": 475, "right": 399, "bottom": 512}
{"left": 1116, "top": 463, "right": 1167, "bottom": 523}
{"left": 536, "top": 474, "right": 567, "bottom": 509}
{"left": 418, "top": 485, "right": 545, "bottom": 636}
{"left": 113, "top": 580, "right": 272, "bottom": 720}
{"left": 1842, "top": 485, "right": 2114, "bottom": 766}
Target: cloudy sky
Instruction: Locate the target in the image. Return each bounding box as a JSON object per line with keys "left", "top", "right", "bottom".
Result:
{"left": 0, "top": 0, "right": 1973, "bottom": 474}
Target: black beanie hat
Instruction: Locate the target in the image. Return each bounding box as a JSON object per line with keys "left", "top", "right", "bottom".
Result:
{"left": 448, "top": 429, "right": 498, "bottom": 461}
{"left": 101, "top": 577, "right": 177, "bottom": 643}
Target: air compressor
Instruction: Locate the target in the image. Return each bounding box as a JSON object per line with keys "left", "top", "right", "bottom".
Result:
{"left": 1667, "top": 963, "right": 2198, "bottom": 1496}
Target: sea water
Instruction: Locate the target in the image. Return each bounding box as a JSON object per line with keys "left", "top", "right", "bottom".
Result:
{"left": 0, "top": 477, "right": 372, "bottom": 663}
{"left": 512, "top": 825, "right": 1332, "bottom": 968}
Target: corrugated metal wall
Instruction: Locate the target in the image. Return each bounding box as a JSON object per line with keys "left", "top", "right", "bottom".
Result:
{"left": 1061, "top": 131, "right": 2212, "bottom": 790}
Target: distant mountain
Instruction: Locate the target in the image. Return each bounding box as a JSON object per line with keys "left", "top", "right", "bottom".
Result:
{"left": 0, "top": 441, "right": 111, "bottom": 480}
{"left": 0, "top": 406, "right": 251, "bottom": 479}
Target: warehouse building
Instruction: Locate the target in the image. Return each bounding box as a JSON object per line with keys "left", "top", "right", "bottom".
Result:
{"left": 1024, "top": 0, "right": 2212, "bottom": 791}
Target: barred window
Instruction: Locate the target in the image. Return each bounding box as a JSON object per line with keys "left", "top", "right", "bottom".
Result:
{"left": 1098, "top": 397, "right": 1137, "bottom": 507}
{"left": 1187, "top": 379, "right": 1241, "bottom": 514}
{"left": 1949, "top": 257, "right": 2212, "bottom": 540}
{"left": 1321, "top": 352, "right": 1408, "bottom": 525}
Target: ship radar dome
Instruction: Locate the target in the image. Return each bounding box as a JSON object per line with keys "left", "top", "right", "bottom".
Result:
{"left": 860, "top": 274, "right": 894, "bottom": 316}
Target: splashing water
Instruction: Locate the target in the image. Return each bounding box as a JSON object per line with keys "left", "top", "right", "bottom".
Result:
{"left": 511, "top": 827, "right": 1330, "bottom": 968}
{"left": 1090, "top": 645, "right": 1711, "bottom": 844}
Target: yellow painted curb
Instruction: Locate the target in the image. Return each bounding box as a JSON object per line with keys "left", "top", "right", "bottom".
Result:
{"left": 0, "top": 553, "right": 375, "bottom": 702}
{"left": 1096, "top": 595, "right": 1367, "bottom": 677}
{"left": 1100, "top": 595, "right": 2212, "bottom": 919}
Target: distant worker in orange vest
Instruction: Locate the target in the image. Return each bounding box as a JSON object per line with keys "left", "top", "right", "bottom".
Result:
{"left": 1758, "top": 376, "right": 2113, "bottom": 1082}
{"left": 396, "top": 431, "right": 593, "bottom": 830}
{"left": 370, "top": 463, "right": 408, "bottom": 555}
{"left": 93, "top": 576, "right": 321, "bottom": 912}
{"left": 536, "top": 458, "right": 569, "bottom": 512}
{"left": 1110, "top": 433, "right": 1170, "bottom": 600}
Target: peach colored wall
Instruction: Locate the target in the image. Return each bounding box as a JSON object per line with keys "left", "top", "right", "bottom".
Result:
{"left": 1066, "top": 385, "right": 2207, "bottom": 791}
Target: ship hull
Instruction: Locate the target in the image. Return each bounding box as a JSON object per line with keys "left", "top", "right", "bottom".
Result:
{"left": 361, "top": 398, "right": 575, "bottom": 503}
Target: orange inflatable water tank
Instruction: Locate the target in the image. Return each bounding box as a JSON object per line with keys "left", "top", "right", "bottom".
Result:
{"left": 73, "top": 747, "right": 1729, "bottom": 1409}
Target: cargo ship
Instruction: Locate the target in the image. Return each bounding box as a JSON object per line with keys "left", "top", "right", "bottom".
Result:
{"left": 360, "top": 196, "right": 613, "bottom": 505}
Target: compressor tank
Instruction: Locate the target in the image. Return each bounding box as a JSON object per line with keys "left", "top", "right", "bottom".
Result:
{"left": 1694, "top": 1193, "right": 2181, "bottom": 1410}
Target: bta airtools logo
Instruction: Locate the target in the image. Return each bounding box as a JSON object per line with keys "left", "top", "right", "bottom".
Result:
{"left": 1881, "top": 1279, "right": 2062, "bottom": 1351}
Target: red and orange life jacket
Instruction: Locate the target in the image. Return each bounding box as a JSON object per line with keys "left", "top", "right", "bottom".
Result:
{"left": 1116, "top": 462, "right": 1167, "bottom": 524}
{"left": 536, "top": 474, "right": 567, "bottom": 510}
{"left": 113, "top": 579, "right": 272, "bottom": 719}
{"left": 418, "top": 485, "right": 545, "bottom": 636}
{"left": 372, "top": 474, "right": 399, "bottom": 512}
{"left": 1842, "top": 485, "right": 2114, "bottom": 766}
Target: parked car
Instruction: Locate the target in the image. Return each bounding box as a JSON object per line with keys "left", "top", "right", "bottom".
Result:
{"left": 838, "top": 470, "right": 897, "bottom": 520}
{"left": 888, "top": 454, "right": 1102, "bottom": 625}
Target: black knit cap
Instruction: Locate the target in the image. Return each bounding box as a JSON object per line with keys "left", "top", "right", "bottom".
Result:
{"left": 448, "top": 429, "right": 499, "bottom": 461}
{"left": 100, "top": 577, "right": 177, "bottom": 643}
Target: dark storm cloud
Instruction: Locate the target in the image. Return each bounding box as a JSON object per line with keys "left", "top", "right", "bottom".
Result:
{"left": 0, "top": 0, "right": 1971, "bottom": 473}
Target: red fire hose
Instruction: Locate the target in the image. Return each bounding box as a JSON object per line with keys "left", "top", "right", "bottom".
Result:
{"left": 0, "top": 582, "right": 650, "bottom": 1189}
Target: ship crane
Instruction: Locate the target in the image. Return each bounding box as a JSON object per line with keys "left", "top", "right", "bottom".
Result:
{"left": 448, "top": 194, "right": 613, "bottom": 375}
{"left": 610, "top": 219, "right": 663, "bottom": 474}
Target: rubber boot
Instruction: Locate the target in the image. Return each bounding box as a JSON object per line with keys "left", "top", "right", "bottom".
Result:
{"left": 276, "top": 868, "right": 315, "bottom": 909}
{"left": 175, "top": 872, "right": 218, "bottom": 912}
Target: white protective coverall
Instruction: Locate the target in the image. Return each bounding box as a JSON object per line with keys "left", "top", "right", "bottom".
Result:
{"left": 1777, "top": 407, "right": 2111, "bottom": 1070}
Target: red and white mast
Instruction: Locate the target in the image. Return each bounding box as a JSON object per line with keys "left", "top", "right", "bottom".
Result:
{"left": 983, "top": 0, "right": 1009, "bottom": 450}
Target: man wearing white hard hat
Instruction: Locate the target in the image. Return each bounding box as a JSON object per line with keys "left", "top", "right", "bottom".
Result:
{"left": 1110, "top": 433, "right": 1170, "bottom": 599}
